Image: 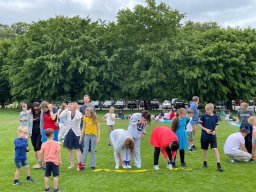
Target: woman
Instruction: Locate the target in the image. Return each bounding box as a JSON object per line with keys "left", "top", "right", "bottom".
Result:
{"left": 57, "top": 102, "right": 68, "bottom": 143}
{"left": 110, "top": 129, "right": 134, "bottom": 169}
{"left": 60, "top": 102, "right": 82, "bottom": 169}
{"left": 150, "top": 126, "right": 179, "bottom": 170}
{"left": 28, "top": 102, "right": 42, "bottom": 169}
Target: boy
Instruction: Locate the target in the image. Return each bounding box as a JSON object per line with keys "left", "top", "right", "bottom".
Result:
{"left": 19, "top": 103, "right": 29, "bottom": 128}
{"left": 13, "top": 126, "right": 33, "bottom": 185}
{"left": 186, "top": 109, "right": 194, "bottom": 152}
{"left": 199, "top": 103, "right": 223, "bottom": 172}
{"left": 189, "top": 96, "right": 199, "bottom": 149}
{"left": 40, "top": 129, "right": 61, "bottom": 192}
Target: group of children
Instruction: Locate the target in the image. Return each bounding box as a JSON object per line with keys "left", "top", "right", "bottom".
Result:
{"left": 18, "top": 95, "right": 256, "bottom": 190}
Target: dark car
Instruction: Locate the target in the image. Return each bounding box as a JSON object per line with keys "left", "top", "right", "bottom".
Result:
{"left": 150, "top": 99, "right": 159, "bottom": 109}
{"left": 127, "top": 101, "right": 137, "bottom": 109}
{"left": 114, "top": 100, "right": 126, "bottom": 109}
{"left": 173, "top": 101, "right": 185, "bottom": 109}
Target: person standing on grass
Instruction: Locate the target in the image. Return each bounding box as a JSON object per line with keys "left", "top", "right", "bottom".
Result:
{"left": 199, "top": 103, "right": 223, "bottom": 172}
{"left": 19, "top": 103, "right": 29, "bottom": 128}
{"left": 103, "top": 106, "right": 116, "bottom": 146}
{"left": 237, "top": 102, "right": 254, "bottom": 156}
{"left": 248, "top": 116, "right": 256, "bottom": 160}
{"left": 224, "top": 128, "right": 252, "bottom": 163}
{"left": 40, "top": 101, "right": 59, "bottom": 142}
{"left": 127, "top": 110, "right": 151, "bottom": 168}
{"left": 13, "top": 126, "right": 34, "bottom": 186}
{"left": 171, "top": 108, "right": 189, "bottom": 167}
{"left": 110, "top": 129, "right": 134, "bottom": 169}
{"left": 189, "top": 96, "right": 200, "bottom": 150}
{"left": 78, "top": 107, "right": 100, "bottom": 170}
{"left": 150, "top": 126, "right": 179, "bottom": 170}
{"left": 28, "top": 102, "right": 42, "bottom": 169}
{"left": 185, "top": 109, "right": 195, "bottom": 152}
{"left": 60, "top": 102, "right": 82, "bottom": 170}
{"left": 57, "top": 102, "right": 68, "bottom": 143}
{"left": 40, "top": 128, "right": 61, "bottom": 192}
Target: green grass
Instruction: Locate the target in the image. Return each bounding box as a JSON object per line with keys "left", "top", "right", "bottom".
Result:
{"left": 0, "top": 109, "right": 254, "bottom": 192}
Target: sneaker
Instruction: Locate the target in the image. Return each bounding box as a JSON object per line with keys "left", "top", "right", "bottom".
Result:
{"left": 167, "top": 163, "right": 173, "bottom": 169}
{"left": 126, "top": 164, "right": 132, "bottom": 169}
{"left": 172, "top": 161, "right": 176, "bottom": 168}
{"left": 115, "top": 165, "right": 119, "bottom": 169}
{"left": 33, "top": 163, "right": 42, "bottom": 169}
{"left": 122, "top": 163, "right": 127, "bottom": 169}
{"left": 189, "top": 148, "right": 195, "bottom": 152}
{"left": 26, "top": 177, "right": 34, "bottom": 183}
{"left": 135, "top": 165, "right": 141, "bottom": 169}
{"left": 203, "top": 163, "right": 208, "bottom": 168}
{"left": 44, "top": 188, "right": 51, "bottom": 192}
{"left": 91, "top": 167, "right": 96, "bottom": 170}
{"left": 108, "top": 143, "right": 112, "bottom": 147}
{"left": 191, "top": 145, "right": 197, "bottom": 150}
{"left": 68, "top": 166, "right": 75, "bottom": 169}
{"left": 181, "top": 162, "right": 187, "bottom": 167}
{"left": 54, "top": 188, "right": 60, "bottom": 192}
{"left": 217, "top": 166, "right": 224, "bottom": 172}
{"left": 13, "top": 180, "right": 21, "bottom": 186}
{"left": 78, "top": 162, "right": 85, "bottom": 171}
{"left": 153, "top": 165, "right": 160, "bottom": 170}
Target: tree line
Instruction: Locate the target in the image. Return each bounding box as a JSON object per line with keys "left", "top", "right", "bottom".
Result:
{"left": 1, "top": 0, "right": 256, "bottom": 108}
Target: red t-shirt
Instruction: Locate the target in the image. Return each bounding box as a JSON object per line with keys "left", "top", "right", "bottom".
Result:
{"left": 43, "top": 113, "right": 58, "bottom": 130}
{"left": 169, "top": 112, "right": 175, "bottom": 120}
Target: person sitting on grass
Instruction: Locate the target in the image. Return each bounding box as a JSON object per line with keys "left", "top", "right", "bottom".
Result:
{"left": 40, "top": 128, "right": 61, "bottom": 192}
{"left": 110, "top": 129, "right": 134, "bottom": 169}
{"left": 199, "top": 103, "right": 223, "bottom": 172}
{"left": 224, "top": 128, "right": 252, "bottom": 163}
{"left": 13, "top": 126, "right": 34, "bottom": 186}
{"left": 150, "top": 126, "right": 179, "bottom": 170}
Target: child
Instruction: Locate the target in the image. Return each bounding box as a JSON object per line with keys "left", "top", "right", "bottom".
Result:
{"left": 248, "top": 116, "right": 256, "bottom": 160}
{"left": 57, "top": 102, "right": 68, "bottom": 143}
{"left": 103, "top": 106, "right": 116, "bottom": 146}
{"left": 189, "top": 96, "right": 200, "bottom": 149}
{"left": 110, "top": 129, "right": 134, "bottom": 169}
{"left": 186, "top": 109, "right": 195, "bottom": 152}
{"left": 13, "top": 126, "right": 33, "bottom": 185}
{"left": 127, "top": 110, "right": 151, "bottom": 168}
{"left": 19, "top": 103, "right": 29, "bottom": 128}
{"left": 171, "top": 108, "right": 189, "bottom": 167}
{"left": 150, "top": 126, "right": 179, "bottom": 170}
{"left": 199, "top": 103, "right": 223, "bottom": 172}
{"left": 79, "top": 107, "right": 100, "bottom": 170}
{"left": 40, "top": 128, "right": 61, "bottom": 192}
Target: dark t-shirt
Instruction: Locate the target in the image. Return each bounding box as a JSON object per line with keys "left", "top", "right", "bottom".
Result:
{"left": 237, "top": 110, "right": 254, "bottom": 124}
{"left": 32, "top": 113, "right": 41, "bottom": 134}
{"left": 200, "top": 114, "right": 219, "bottom": 137}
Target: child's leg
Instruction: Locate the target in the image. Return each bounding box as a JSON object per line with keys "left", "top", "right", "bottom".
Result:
{"left": 80, "top": 135, "right": 90, "bottom": 165}
{"left": 108, "top": 126, "right": 113, "bottom": 144}
{"left": 53, "top": 177, "right": 59, "bottom": 189}
{"left": 14, "top": 168, "right": 20, "bottom": 180}
{"left": 25, "top": 165, "right": 31, "bottom": 177}
{"left": 179, "top": 149, "right": 185, "bottom": 164}
{"left": 202, "top": 150, "right": 208, "bottom": 161}
{"left": 67, "top": 149, "right": 75, "bottom": 167}
{"left": 212, "top": 148, "right": 221, "bottom": 162}
{"left": 90, "top": 135, "right": 97, "bottom": 168}
{"left": 44, "top": 177, "right": 50, "bottom": 189}
{"left": 134, "top": 138, "right": 141, "bottom": 167}
{"left": 114, "top": 151, "right": 120, "bottom": 166}
{"left": 154, "top": 147, "right": 161, "bottom": 165}
{"left": 75, "top": 149, "right": 81, "bottom": 165}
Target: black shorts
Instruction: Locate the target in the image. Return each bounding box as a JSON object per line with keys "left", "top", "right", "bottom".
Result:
{"left": 31, "top": 131, "right": 42, "bottom": 151}
{"left": 45, "top": 162, "right": 59, "bottom": 177}
{"left": 201, "top": 136, "right": 217, "bottom": 150}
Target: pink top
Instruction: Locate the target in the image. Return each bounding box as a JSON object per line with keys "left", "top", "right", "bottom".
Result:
{"left": 253, "top": 126, "right": 256, "bottom": 140}
{"left": 40, "top": 140, "right": 61, "bottom": 165}
{"left": 150, "top": 126, "right": 178, "bottom": 159}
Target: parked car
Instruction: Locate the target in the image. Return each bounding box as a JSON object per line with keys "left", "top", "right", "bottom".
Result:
{"left": 103, "top": 100, "right": 112, "bottom": 108}
{"left": 127, "top": 101, "right": 137, "bottom": 109}
{"left": 140, "top": 101, "right": 145, "bottom": 108}
{"left": 92, "top": 101, "right": 100, "bottom": 108}
{"left": 114, "top": 100, "right": 126, "bottom": 109}
{"left": 173, "top": 101, "right": 185, "bottom": 109}
{"left": 162, "top": 100, "right": 172, "bottom": 109}
{"left": 150, "top": 99, "right": 159, "bottom": 109}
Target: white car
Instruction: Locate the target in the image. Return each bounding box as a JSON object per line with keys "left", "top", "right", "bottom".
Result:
{"left": 103, "top": 100, "right": 112, "bottom": 108}
{"left": 162, "top": 100, "right": 172, "bottom": 109}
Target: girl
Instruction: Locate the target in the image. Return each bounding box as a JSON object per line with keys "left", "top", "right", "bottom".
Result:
{"left": 57, "top": 102, "right": 68, "bottom": 143}
{"left": 171, "top": 108, "right": 189, "bottom": 167}
{"left": 103, "top": 106, "right": 116, "bottom": 146}
{"left": 150, "top": 126, "right": 179, "bottom": 170}
{"left": 79, "top": 107, "right": 100, "bottom": 170}
{"left": 28, "top": 102, "right": 42, "bottom": 169}
{"left": 110, "top": 129, "right": 134, "bottom": 169}
{"left": 248, "top": 116, "right": 256, "bottom": 160}
{"left": 60, "top": 102, "right": 82, "bottom": 169}
{"left": 40, "top": 101, "right": 59, "bottom": 142}
{"left": 19, "top": 103, "right": 29, "bottom": 128}
{"left": 127, "top": 110, "right": 151, "bottom": 168}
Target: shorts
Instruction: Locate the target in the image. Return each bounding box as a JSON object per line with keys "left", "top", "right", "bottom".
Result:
{"left": 201, "top": 136, "right": 217, "bottom": 150}
{"left": 15, "top": 160, "right": 28, "bottom": 169}
{"left": 31, "top": 131, "right": 42, "bottom": 151}
{"left": 45, "top": 162, "right": 59, "bottom": 177}
{"left": 42, "top": 129, "right": 59, "bottom": 142}
{"left": 186, "top": 131, "right": 194, "bottom": 140}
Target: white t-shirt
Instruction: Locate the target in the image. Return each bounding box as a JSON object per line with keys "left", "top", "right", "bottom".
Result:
{"left": 186, "top": 117, "right": 193, "bottom": 132}
{"left": 224, "top": 132, "right": 245, "bottom": 154}
{"left": 105, "top": 113, "right": 115, "bottom": 125}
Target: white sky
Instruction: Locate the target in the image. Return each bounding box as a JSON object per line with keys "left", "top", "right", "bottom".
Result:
{"left": 1, "top": 0, "right": 256, "bottom": 28}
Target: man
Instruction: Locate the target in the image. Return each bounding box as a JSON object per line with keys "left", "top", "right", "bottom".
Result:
{"left": 224, "top": 128, "right": 252, "bottom": 163}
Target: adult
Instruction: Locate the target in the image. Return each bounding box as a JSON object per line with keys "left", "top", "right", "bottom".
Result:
{"left": 224, "top": 128, "right": 252, "bottom": 162}
{"left": 28, "top": 102, "right": 42, "bottom": 169}
{"left": 188, "top": 96, "right": 200, "bottom": 150}
{"left": 110, "top": 129, "right": 134, "bottom": 169}
{"left": 237, "top": 102, "right": 254, "bottom": 154}
{"left": 150, "top": 126, "right": 179, "bottom": 170}
{"left": 57, "top": 102, "right": 68, "bottom": 143}
{"left": 60, "top": 102, "right": 82, "bottom": 169}
{"left": 127, "top": 110, "right": 151, "bottom": 168}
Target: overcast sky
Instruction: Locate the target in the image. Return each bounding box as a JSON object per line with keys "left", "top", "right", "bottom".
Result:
{"left": 1, "top": 0, "right": 256, "bottom": 28}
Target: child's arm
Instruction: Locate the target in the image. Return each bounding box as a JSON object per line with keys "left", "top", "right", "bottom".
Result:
{"left": 96, "top": 121, "right": 100, "bottom": 144}
{"left": 59, "top": 146, "right": 62, "bottom": 165}
{"left": 79, "top": 120, "right": 86, "bottom": 144}
{"left": 48, "top": 104, "right": 57, "bottom": 121}
{"left": 198, "top": 124, "right": 212, "bottom": 134}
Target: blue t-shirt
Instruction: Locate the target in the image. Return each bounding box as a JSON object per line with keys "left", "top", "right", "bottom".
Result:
{"left": 199, "top": 114, "right": 219, "bottom": 137}
{"left": 14, "top": 138, "right": 28, "bottom": 161}
{"left": 189, "top": 102, "right": 199, "bottom": 122}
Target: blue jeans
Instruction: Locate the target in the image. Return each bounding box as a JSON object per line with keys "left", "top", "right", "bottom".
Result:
{"left": 81, "top": 135, "right": 97, "bottom": 167}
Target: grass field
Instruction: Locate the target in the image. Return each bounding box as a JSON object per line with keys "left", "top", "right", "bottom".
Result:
{"left": 0, "top": 109, "right": 255, "bottom": 192}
